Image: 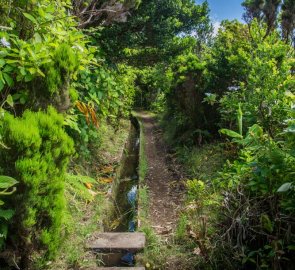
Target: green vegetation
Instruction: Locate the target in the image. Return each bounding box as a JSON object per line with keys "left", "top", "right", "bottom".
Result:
{"left": 46, "top": 175, "right": 111, "bottom": 269}
{"left": 130, "top": 1, "right": 294, "bottom": 269}
{"left": 0, "top": 175, "right": 18, "bottom": 249}
{"left": 0, "top": 108, "right": 74, "bottom": 264}
{"left": 153, "top": 14, "right": 294, "bottom": 270}
{"left": 0, "top": 0, "right": 294, "bottom": 269}
{"left": 48, "top": 120, "right": 130, "bottom": 269}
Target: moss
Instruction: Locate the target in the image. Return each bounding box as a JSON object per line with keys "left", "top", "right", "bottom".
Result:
{"left": 44, "top": 43, "right": 80, "bottom": 102}
{"left": 69, "top": 87, "right": 79, "bottom": 102}
{"left": 0, "top": 107, "right": 74, "bottom": 263}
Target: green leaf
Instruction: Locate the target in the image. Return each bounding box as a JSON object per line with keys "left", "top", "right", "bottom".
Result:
{"left": 3, "top": 65, "right": 13, "bottom": 73}
{"left": 248, "top": 124, "right": 263, "bottom": 138}
{"left": 20, "top": 97, "right": 26, "bottom": 104}
{"left": 97, "top": 91, "right": 103, "bottom": 100}
{"left": 287, "top": 245, "right": 295, "bottom": 251}
{"left": 6, "top": 94, "right": 13, "bottom": 107}
{"left": 0, "top": 223, "right": 8, "bottom": 239}
{"left": 0, "top": 80, "right": 4, "bottom": 91}
{"left": 260, "top": 214, "right": 273, "bottom": 233}
{"left": 24, "top": 74, "right": 33, "bottom": 82}
{"left": 0, "top": 59, "right": 5, "bottom": 68}
{"left": 6, "top": 60, "right": 19, "bottom": 64}
{"left": 0, "top": 176, "right": 18, "bottom": 189}
{"left": 237, "top": 103, "right": 243, "bottom": 136}
{"left": 23, "top": 12, "right": 38, "bottom": 24}
{"left": 12, "top": 93, "right": 21, "bottom": 100}
{"left": 3, "top": 73, "right": 13, "bottom": 87}
{"left": 242, "top": 257, "right": 248, "bottom": 264}
{"left": 277, "top": 182, "right": 292, "bottom": 192}
{"left": 0, "top": 209, "right": 14, "bottom": 220}
{"left": 19, "top": 67, "right": 27, "bottom": 76}
{"left": 0, "top": 141, "right": 9, "bottom": 149}
{"left": 33, "top": 33, "right": 42, "bottom": 43}
{"left": 37, "top": 69, "right": 45, "bottom": 77}
{"left": 220, "top": 129, "right": 243, "bottom": 139}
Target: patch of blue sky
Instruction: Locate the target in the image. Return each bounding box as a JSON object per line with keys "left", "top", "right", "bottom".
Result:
{"left": 196, "top": 0, "right": 245, "bottom": 35}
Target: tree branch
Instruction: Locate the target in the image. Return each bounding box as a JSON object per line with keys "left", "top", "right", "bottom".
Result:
{"left": 72, "top": 0, "right": 137, "bottom": 28}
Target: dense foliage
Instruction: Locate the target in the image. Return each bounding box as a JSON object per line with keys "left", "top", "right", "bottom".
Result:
{"left": 242, "top": 0, "right": 295, "bottom": 42}
{"left": 99, "top": 0, "right": 211, "bottom": 64}
{"left": 0, "top": 108, "right": 74, "bottom": 265}
{"left": 128, "top": 2, "right": 295, "bottom": 269}
{"left": 0, "top": 0, "right": 137, "bottom": 268}
{"left": 0, "top": 0, "right": 294, "bottom": 269}
{"left": 147, "top": 11, "right": 295, "bottom": 270}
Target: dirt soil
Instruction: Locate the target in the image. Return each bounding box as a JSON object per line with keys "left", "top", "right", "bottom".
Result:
{"left": 137, "top": 112, "right": 184, "bottom": 238}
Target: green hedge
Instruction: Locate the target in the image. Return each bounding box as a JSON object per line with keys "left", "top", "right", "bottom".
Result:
{"left": 0, "top": 107, "right": 74, "bottom": 264}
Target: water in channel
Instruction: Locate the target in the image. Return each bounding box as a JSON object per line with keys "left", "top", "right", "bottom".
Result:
{"left": 98, "top": 119, "right": 140, "bottom": 267}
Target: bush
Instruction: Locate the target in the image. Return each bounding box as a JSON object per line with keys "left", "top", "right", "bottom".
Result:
{"left": 215, "top": 123, "right": 295, "bottom": 269}
{"left": 0, "top": 107, "right": 74, "bottom": 267}
{"left": 0, "top": 0, "right": 90, "bottom": 113}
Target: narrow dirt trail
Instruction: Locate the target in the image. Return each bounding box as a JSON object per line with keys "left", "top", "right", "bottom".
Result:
{"left": 137, "top": 112, "right": 184, "bottom": 238}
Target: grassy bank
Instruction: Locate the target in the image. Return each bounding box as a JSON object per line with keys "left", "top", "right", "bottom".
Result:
{"left": 171, "top": 142, "right": 230, "bottom": 269}
{"left": 47, "top": 120, "right": 130, "bottom": 269}
{"left": 132, "top": 111, "right": 149, "bottom": 231}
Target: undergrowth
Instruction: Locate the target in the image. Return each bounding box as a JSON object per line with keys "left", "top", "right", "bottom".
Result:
{"left": 167, "top": 122, "right": 295, "bottom": 269}
{"left": 174, "top": 143, "right": 233, "bottom": 180}
{"left": 46, "top": 174, "right": 112, "bottom": 270}
{"left": 171, "top": 143, "right": 230, "bottom": 269}
{"left": 46, "top": 120, "right": 130, "bottom": 269}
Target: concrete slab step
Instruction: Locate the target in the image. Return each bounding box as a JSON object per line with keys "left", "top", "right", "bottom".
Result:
{"left": 86, "top": 232, "right": 146, "bottom": 252}
{"left": 86, "top": 268, "right": 145, "bottom": 270}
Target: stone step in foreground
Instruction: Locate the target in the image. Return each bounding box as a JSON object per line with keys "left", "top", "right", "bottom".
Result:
{"left": 85, "top": 268, "right": 145, "bottom": 270}
{"left": 86, "top": 232, "right": 146, "bottom": 252}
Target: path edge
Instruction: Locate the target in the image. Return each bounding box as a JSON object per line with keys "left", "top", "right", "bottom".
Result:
{"left": 132, "top": 111, "right": 149, "bottom": 230}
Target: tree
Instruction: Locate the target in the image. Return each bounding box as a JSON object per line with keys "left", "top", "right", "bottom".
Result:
{"left": 281, "top": 0, "right": 295, "bottom": 42}
{"left": 242, "top": 0, "right": 265, "bottom": 23}
{"left": 98, "top": 0, "right": 211, "bottom": 64}
{"left": 242, "top": 0, "right": 282, "bottom": 37}
{"left": 206, "top": 20, "right": 251, "bottom": 96}
{"left": 242, "top": 0, "right": 295, "bottom": 42}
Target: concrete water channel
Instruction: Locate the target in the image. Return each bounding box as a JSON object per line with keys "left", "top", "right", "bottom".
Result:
{"left": 87, "top": 118, "right": 146, "bottom": 269}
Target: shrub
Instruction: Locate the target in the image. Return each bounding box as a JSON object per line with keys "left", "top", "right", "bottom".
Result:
{"left": 0, "top": 107, "right": 74, "bottom": 266}
{"left": 215, "top": 123, "right": 295, "bottom": 268}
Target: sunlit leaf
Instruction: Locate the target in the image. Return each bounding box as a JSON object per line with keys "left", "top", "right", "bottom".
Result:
{"left": 23, "top": 12, "right": 38, "bottom": 24}
{"left": 0, "top": 176, "right": 18, "bottom": 189}
{"left": 6, "top": 94, "right": 14, "bottom": 107}
{"left": 0, "top": 59, "right": 5, "bottom": 68}
{"left": 220, "top": 129, "right": 243, "bottom": 139}
{"left": 277, "top": 182, "right": 293, "bottom": 193}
